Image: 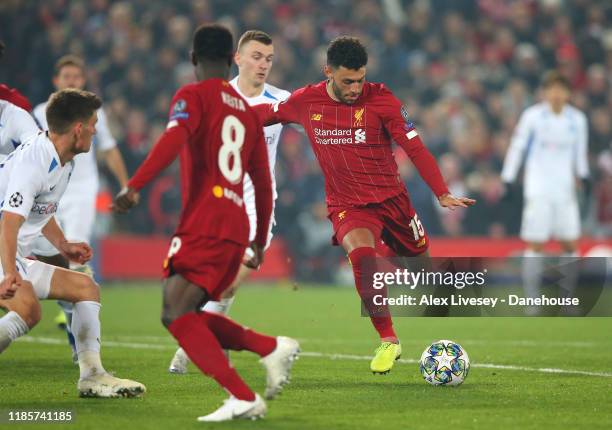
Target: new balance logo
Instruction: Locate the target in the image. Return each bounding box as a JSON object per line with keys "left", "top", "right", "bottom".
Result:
{"left": 311, "top": 114, "right": 322, "bottom": 121}
{"left": 355, "top": 128, "right": 366, "bottom": 143}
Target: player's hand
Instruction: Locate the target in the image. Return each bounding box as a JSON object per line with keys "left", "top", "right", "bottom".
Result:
{"left": 112, "top": 187, "right": 140, "bottom": 214}
{"left": 59, "top": 241, "right": 93, "bottom": 264}
{"left": 243, "top": 241, "right": 264, "bottom": 270}
{"left": 438, "top": 193, "right": 476, "bottom": 211}
{"left": 0, "top": 272, "right": 23, "bottom": 300}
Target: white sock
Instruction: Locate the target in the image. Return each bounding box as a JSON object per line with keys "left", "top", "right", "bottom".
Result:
{"left": 0, "top": 311, "right": 29, "bottom": 353}
{"left": 559, "top": 251, "right": 579, "bottom": 298}
{"left": 201, "top": 297, "right": 235, "bottom": 315}
{"left": 523, "top": 250, "right": 544, "bottom": 299}
{"left": 174, "top": 347, "right": 188, "bottom": 362}
{"left": 72, "top": 301, "right": 105, "bottom": 378}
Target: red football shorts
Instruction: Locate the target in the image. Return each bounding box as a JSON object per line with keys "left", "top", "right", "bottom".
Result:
{"left": 162, "top": 235, "right": 244, "bottom": 300}
{"left": 328, "top": 191, "right": 429, "bottom": 256}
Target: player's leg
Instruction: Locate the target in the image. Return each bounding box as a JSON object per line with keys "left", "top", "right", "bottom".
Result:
{"left": 520, "top": 198, "right": 552, "bottom": 315}
{"left": 366, "top": 193, "right": 436, "bottom": 371}
{"left": 168, "top": 263, "right": 251, "bottom": 374}
{"left": 34, "top": 250, "right": 77, "bottom": 361}
{"left": 201, "top": 260, "right": 298, "bottom": 401}
{"left": 343, "top": 226, "right": 397, "bottom": 339}
{"left": 32, "top": 236, "right": 72, "bottom": 315}
{"left": 0, "top": 281, "right": 41, "bottom": 353}
{"left": 168, "top": 264, "right": 301, "bottom": 387}
{"left": 523, "top": 242, "right": 546, "bottom": 316}
{"left": 32, "top": 217, "right": 77, "bottom": 358}
{"left": 555, "top": 198, "right": 581, "bottom": 312}
{"left": 169, "top": 199, "right": 271, "bottom": 374}
{"left": 37, "top": 262, "right": 145, "bottom": 397}
{"left": 165, "top": 237, "right": 299, "bottom": 413}
{"left": 558, "top": 239, "right": 581, "bottom": 314}
{"left": 47, "top": 197, "right": 96, "bottom": 360}
{"left": 162, "top": 274, "right": 267, "bottom": 421}
{"left": 340, "top": 225, "right": 402, "bottom": 374}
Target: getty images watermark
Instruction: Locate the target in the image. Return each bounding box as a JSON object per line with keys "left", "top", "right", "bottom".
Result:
{"left": 358, "top": 257, "right": 611, "bottom": 317}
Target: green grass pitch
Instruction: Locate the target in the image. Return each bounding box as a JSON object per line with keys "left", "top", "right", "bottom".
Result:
{"left": 1, "top": 283, "right": 611, "bottom": 429}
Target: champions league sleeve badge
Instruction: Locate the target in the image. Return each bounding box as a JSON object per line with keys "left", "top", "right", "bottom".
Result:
{"left": 400, "top": 104, "right": 414, "bottom": 129}
{"left": 170, "top": 99, "right": 189, "bottom": 120}
{"left": 9, "top": 191, "right": 23, "bottom": 207}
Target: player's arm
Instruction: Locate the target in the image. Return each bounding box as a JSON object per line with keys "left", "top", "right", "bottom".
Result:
{"left": 501, "top": 110, "right": 533, "bottom": 185}
{"left": 0, "top": 165, "right": 40, "bottom": 297}
{"left": 41, "top": 217, "right": 92, "bottom": 265}
{"left": 244, "top": 125, "right": 273, "bottom": 269}
{"left": 575, "top": 113, "right": 590, "bottom": 189}
{"left": 251, "top": 90, "right": 301, "bottom": 126}
{"left": 379, "top": 88, "right": 475, "bottom": 210}
{"left": 96, "top": 108, "right": 129, "bottom": 188}
{"left": 113, "top": 88, "right": 201, "bottom": 213}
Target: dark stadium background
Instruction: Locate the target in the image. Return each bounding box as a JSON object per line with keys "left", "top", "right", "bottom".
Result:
{"left": 1, "top": 0, "right": 610, "bottom": 281}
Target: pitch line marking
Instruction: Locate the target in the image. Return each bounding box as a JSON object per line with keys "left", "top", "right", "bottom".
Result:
{"left": 92, "top": 335, "right": 602, "bottom": 349}
{"left": 16, "top": 336, "right": 612, "bottom": 378}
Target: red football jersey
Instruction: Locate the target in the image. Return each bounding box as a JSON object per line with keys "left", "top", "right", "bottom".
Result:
{"left": 254, "top": 81, "right": 448, "bottom": 209}
{"left": 129, "top": 78, "right": 272, "bottom": 246}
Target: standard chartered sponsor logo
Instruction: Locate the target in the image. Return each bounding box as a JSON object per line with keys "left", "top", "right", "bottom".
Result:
{"left": 355, "top": 128, "right": 365, "bottom": 143}
{"left": 313, "top": 128, "right": 366, "bottom": 145}
{"left": 314, "top": 128, "right": 351, "bottom": 137}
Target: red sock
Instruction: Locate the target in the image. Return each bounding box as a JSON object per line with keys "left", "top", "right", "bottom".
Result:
{"left": 349, "top": 247, "right": 398, "bottom": 341}
{"left": 168, "top": 312, "right": 255, "bottom": 401}
{"left": 201, "top": 312, "right": 277, "bottom": 357}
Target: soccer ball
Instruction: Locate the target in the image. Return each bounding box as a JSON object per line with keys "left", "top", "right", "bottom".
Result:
{"left": 419, "top": 340, "right": 470, "bottom": 386}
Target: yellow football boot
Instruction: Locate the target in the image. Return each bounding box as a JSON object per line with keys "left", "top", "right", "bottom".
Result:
{"left": 370, "top": 342, "right": 401, "bottom": 374}
{"left": 54, "top": 310, "right": 67, "bottom": 329}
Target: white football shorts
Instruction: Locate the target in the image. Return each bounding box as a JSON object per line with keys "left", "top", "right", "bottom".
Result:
{"left": 520, "top": 196, "right": 581, "bottom": 243}
{"left": 1, "top": 257, "right": 56, "bottom": 299}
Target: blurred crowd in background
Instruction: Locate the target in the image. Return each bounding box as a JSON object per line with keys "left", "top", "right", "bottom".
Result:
{"left": 1, "top": 0, "right": 611, "bottom": 281}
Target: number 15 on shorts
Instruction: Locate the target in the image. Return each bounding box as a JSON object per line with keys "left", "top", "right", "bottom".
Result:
{"left": 409, "top": 214, "right": 425, "bottom": 241}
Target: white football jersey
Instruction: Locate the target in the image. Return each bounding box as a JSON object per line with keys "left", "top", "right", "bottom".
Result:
{"left": 0, "top": 100, "right": 39, "bottom": 155}
{"left": 501, "top": 102, "right": 589, "bottom": 199}
{"left": 33, "top": 102, "right": 116, "bottom": 193}
{"left": 0, "top": 132, "right": 73, "bottom": 257}
{"left": 229, "top": 77, "right": 290, "bottom": 202}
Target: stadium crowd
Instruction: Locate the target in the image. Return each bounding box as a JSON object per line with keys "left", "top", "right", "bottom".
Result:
{"left": 1, "top": 0, "right": 611, "bottom": 280}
